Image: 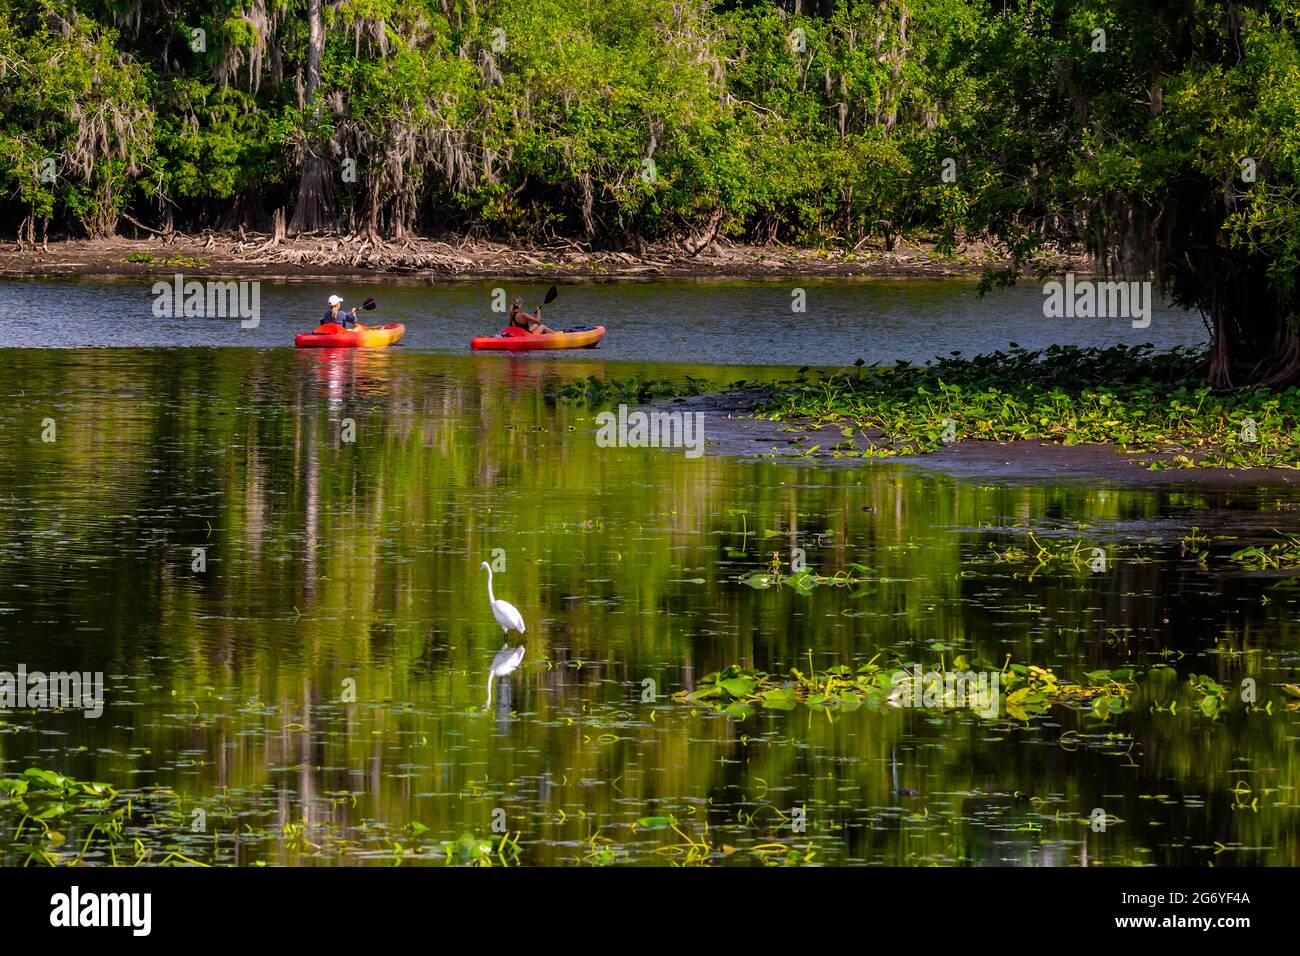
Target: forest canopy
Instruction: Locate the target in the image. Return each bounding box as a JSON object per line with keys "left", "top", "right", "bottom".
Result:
{"left": 2, "top": 0, "right": 1299, "bottom": 384}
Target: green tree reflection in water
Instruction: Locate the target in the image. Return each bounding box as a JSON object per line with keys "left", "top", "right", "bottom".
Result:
{"left": 0, "top": 349, "right": 1296, "bottom": 866}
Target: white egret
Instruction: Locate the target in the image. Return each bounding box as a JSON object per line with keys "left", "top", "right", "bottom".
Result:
{"left": 480, "top": 561, "right": 526, "bottom": 635}
{"left": 484, "top": 642, "right": 526, "bottom": 709}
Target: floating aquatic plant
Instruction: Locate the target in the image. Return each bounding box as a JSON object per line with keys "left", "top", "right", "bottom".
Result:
{"left": 738, "top": 554, "right": 876, "bottom": 595}
{"left": 0, "top": 768, "right": 207, "bottom": 867}
{"left": 988, "top": 532, "right": 1110, "bottom": 578}
{"left": 674, "top": 655, "right": 1138, "bottom": 722}
{"left": 678, "top": 656, "right": 1300, "bottom": 726}
{"left": 749, "top": 344, "right": 1300, "bottom": 469}
{"left": 1228, "top": 532, "right": 1300, "bottom": 570}
{"left": 437, "top": 830, "right": 521, "bottom": 867}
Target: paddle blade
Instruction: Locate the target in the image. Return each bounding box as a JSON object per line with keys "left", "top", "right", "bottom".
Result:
{"left": 361, "top": 296, "right": 377, "bottom": 311}
{"left": 543, "top": 285, "right": 558, "bottom": 305}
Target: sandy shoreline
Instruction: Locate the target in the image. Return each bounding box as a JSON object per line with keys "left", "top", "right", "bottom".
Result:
{"left": 0, "top": 235, "right": 1085, "bottom": 282}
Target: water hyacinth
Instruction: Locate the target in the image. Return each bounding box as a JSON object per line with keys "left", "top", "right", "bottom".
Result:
{"left": 751, "top": 345, "right": 1300, "bottom": 468}
{"left": 674, "top": 657, "right": 1139, "bottom": 723}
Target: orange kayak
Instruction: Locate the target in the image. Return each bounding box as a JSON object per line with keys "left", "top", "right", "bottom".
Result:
{"left": 295, "top": 322, "right": 405, "bottom": 348}
{"left": 471, "top": 325, "right": 605, "bottom": 351}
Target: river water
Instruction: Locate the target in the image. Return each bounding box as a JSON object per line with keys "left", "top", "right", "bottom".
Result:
{"left": 1, "top": 275, "right": 1203, "bottom": 364}
{"left": 3, "top": 278, "right": 1296, "bottom": 867}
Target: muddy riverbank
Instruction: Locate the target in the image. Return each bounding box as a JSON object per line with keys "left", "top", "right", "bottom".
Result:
{"left": 0, "top": 234, "right": 1085, "bottom": 281}
{"left": 677, "top": 390, "right": 1300, "bottom": 488}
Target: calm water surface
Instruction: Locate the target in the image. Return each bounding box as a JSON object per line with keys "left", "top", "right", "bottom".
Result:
{"left": 0, "top": 345, "right": 1296, "bottom": 867}
{"left": 0, "top": 275, "right": 1205, "bottom": 363}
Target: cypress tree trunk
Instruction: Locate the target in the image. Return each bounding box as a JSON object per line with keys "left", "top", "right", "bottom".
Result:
{"left": 1161, "top": 213, "right": 1297, "bottom": 388}
{"left": 289, "top": 0, "right": 335, "bottom": 235}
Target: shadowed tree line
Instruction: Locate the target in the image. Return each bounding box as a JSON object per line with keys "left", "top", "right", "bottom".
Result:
{"left": 2, "top": 0, "right": 1299, "bottom": 384}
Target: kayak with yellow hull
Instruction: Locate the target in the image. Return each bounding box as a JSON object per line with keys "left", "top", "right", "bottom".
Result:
{"left": 295, "top": 322, "right": 406, "bottom": 348}
{"left": 471, "top": 325, "right": 605, "bottom": 351}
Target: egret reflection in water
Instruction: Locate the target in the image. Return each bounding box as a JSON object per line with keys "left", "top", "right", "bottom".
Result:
{"left": 484, "top": 642, "right": 526, "bottom": 711}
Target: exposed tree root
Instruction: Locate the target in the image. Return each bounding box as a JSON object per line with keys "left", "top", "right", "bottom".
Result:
{"left": 0, "top": 234, "right": 1082, "bottom": 281}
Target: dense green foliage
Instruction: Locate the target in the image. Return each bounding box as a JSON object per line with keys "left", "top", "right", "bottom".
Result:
{"left": 0, "top": 1, "right": 1286, "bottom": 249}
{"left": 3, "top": 1, "right": 1300, "bottom": 381}
{"left": 0, "top": 0, "right": 989, "bottom": 245}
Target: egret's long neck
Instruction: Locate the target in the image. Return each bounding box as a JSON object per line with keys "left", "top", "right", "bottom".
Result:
{"left": 484, "top": 566, "right": 496, "bottom": 604}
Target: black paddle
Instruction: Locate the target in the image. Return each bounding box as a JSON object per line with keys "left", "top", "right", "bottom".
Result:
{"left": 534, "top": 285, "right": 558, "bottom": 331}
{"left": 349, "top": 296, "right": 378, "bottom": 328}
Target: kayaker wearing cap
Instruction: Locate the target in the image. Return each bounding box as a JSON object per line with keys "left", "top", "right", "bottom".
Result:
{"left": 508, "top": 295, "right": 554, "bottom": 335}
{"left": 326, "top": 294, "right": 359, "bottom": 329}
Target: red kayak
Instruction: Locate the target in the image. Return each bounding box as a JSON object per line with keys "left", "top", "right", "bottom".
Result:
{"left": 471, "top": 325, "right": 605, "bottom": 351}
{"left": 295, "top": 322, "right": 406, "bottom": 348}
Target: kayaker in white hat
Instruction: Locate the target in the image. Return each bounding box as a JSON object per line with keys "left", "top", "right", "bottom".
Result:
{"left": 325, "top": 294, "right": 358, "bottom": 329}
